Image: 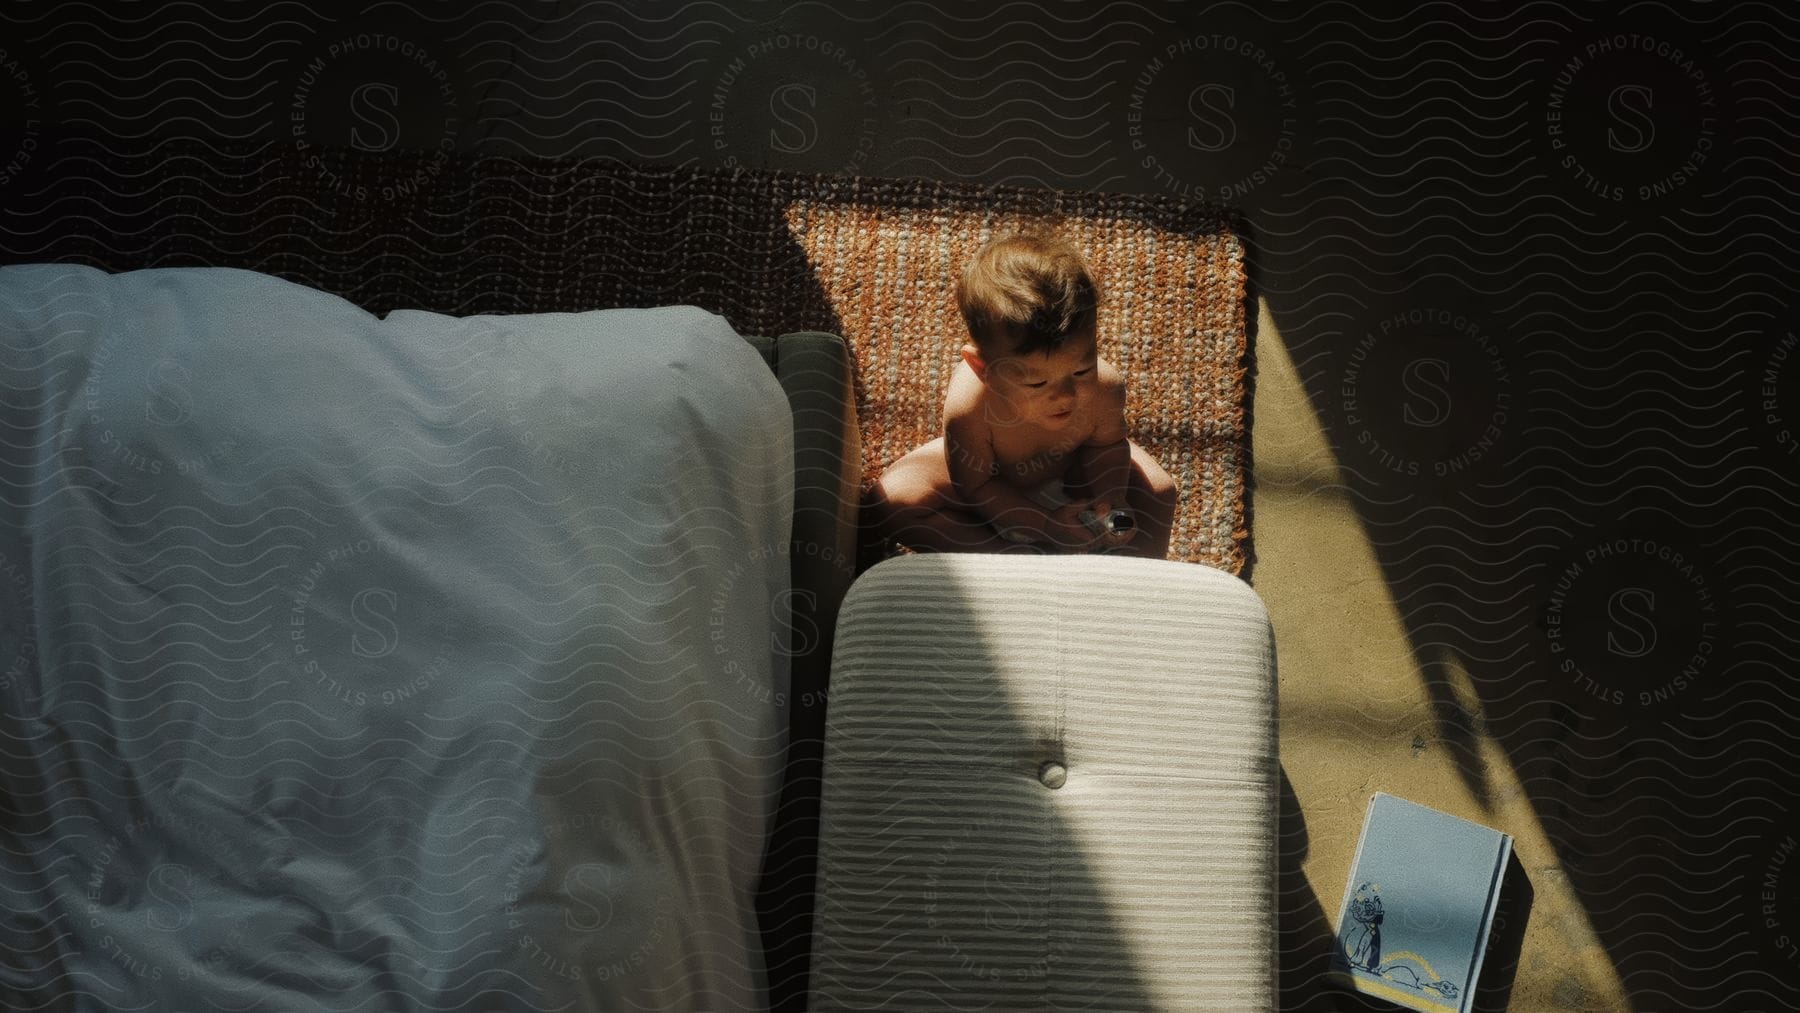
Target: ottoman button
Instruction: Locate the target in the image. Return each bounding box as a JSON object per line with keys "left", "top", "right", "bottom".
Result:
{"left": 1038, "top": 761, "right": 1067, "bottom": 789}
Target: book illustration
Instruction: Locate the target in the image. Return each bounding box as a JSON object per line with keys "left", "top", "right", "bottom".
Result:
{"left": 1344, "top": 881, "right": 1383, "bottom": 969}
{"left": 1342, "top": 881, "right": 1461, "bottom": 1002}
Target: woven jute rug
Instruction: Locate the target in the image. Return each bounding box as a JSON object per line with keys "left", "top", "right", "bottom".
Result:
{"left": 3, "top": 141, "right": 1248, "bottom": 572}
{"left": 781, "top": 185, "right": 1247, "bottom": 572}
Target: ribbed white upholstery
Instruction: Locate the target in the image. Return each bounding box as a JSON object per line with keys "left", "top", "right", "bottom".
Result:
{"left": 810, "top": 554, "right": 1278, "bottom": 1012}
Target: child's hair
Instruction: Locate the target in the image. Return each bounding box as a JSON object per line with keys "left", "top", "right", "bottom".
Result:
{"left": 955, "top": 230, "right": 1101, "bottom": 358}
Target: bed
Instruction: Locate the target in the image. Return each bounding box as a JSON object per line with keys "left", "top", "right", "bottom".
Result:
{"left": 0, "top": 262, "right": 857, "bottom": 1011}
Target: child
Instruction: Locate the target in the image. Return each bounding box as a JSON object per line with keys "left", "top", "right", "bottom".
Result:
{"left": 865, "top": 230, "right": 1178, "bottom": 558}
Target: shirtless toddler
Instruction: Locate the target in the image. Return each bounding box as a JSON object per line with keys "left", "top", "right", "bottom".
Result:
{"left": 865, "top": 231, "right": 1178, "bottom": 558}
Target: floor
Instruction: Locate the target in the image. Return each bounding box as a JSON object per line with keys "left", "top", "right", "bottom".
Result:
{"left": 1253, "top": 294, "right": 1632, "bottom": 1012}
{"left": 3, "top": 2, "right": 1797, "bottom": 1010}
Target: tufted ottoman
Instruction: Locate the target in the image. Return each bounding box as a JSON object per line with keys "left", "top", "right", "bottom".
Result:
{"left": 808, "top": 554, "right": 1279, "bottom": 1011}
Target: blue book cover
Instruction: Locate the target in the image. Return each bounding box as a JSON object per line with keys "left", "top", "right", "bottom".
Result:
{"left": 1328, "top": 793, "right": 1513, "bottom": 1013}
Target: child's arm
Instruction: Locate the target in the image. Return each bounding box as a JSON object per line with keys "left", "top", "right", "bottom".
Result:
{"left": 1074, "top": 368, "right": 1132, "bottom": 515}
{"left": 946, "top": 410, "right": 1093, "bottom": 548}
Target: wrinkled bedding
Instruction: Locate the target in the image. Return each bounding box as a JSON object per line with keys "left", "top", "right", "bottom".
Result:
{"left": 0, "top": 265, "right": 793, "bottom": 1011}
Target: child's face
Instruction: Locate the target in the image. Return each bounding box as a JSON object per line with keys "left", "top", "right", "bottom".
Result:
{"left": 979, "top": 328, "right": 1100, "bottom": 427}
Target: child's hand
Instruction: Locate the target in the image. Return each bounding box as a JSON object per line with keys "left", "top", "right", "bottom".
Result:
{"left": 1046, "top": 500, "right": 1105, "bottom": 552}
{"left": 1084, "top": 499, "right": 1137, "bottom": 549}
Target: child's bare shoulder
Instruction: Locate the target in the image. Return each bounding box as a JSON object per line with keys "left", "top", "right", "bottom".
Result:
{"left": 1097, "top": 355, "right": 1127, "bottom": 395}
{"left": 1088, "top": 356, "right": 1130, "bottom": 443}
{"left": 943, "top": 359, "right": 990, "bottom": 429}
{"left": 1096, "top": 355, "right": 1128, "bottom": 413}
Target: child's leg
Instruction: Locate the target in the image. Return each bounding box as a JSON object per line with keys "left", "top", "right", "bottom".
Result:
{"left": 862, "top": 438, "right": 1039, "bottom": 555}
{"left": 1057, "top": 440, "right": 1178, "bottom": 559}
{"left": 1115, "top": 441, "right": 1178, "bottom": 559}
